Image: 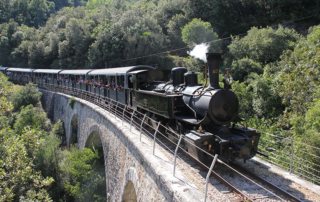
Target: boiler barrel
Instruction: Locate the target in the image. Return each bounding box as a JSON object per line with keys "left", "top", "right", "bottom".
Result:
{"left": 184, "top": 89, "right": 239, "bottom": 125}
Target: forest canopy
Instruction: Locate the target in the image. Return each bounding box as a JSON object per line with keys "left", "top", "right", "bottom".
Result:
{"left": 0, "top": 0, "right": 319, "bottom": 69}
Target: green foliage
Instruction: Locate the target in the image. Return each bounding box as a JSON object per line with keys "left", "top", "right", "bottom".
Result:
{"left": 10, "top": 82, "right": 42, "bottom": 112}
{"left": 187, "top": 0, "right": 320, "bottom": 37}
{"left": 35, "top": 133, "right": 74, "bottom": 202}
{"left": 227, "top": 26, "right": 300, "bottom": 69}
{"left": 0, "top": 127, "right": 53, "bottom": 201}
{"left": 51, "top": 119, "right": 65, "bottom": 137}
{"left": 69, "top": 97, "right": 75, "bottom": 109}
{"left": 0, "top": 72, "right": 14, "bottom": 129}
{"left": 1, "top": 77, "right": 53, "bottom": 201}
{"left": 249, "top": 74, "right": 283, "bottom": 119}
{"left": 231, "top": 57, "right": 263, "bottom": 82}
{"left": 86, "top": 0, "right": 112, "bottom": 10}
{"left": 61, "top": 146, "right": 106, "bottom": 202}
{"left": 183, "top": 56, "right": 205, "bottom": 72}
{"left": 14, "top": 104, "right": 51, "bottom": 134}
{"left": 181, "top": 18, "right": 218, "bottom": 46}
{"left": 232, "top": 80, "right": 254, "bottom": 117}
{"left": 276, "top": 25, "right": 320, "bottom": 127}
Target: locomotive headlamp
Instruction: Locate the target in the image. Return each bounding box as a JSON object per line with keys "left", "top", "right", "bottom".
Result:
{"left": 225, "top": 76, "right": 233, "bottom": 85}
{"left": 223, "top": 68, "right": 233, "bottom": 89}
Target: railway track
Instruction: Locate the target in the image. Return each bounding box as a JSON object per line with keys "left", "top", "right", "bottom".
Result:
{"left": 45, "top": 85, "right": 305, "bottom": 202}
{"left": 155, "top": 132, "right": 303, "bottom": 201}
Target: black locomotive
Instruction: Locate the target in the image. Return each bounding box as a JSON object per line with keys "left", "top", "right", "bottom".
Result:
{"left": 131, "top": 53, "right": 261, "bottom": 163}
{"left": 1, "top": 53, "right": 261, "bottom": 164}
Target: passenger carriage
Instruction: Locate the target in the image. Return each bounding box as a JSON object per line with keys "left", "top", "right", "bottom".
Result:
{"left": 32, "top": 69, "right": 62, "bottom": 85}
{"left": 0, "top": 67, "right": 8, "bottom": 75}
{"left": 6, "top": 68, "right": 35, "bottom": 85}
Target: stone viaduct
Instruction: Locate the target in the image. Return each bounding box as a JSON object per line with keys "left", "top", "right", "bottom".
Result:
{"left": 40, "top": 89, "right": 206, "bottom": 202}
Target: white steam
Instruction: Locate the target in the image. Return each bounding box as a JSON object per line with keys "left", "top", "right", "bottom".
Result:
{"left": 188, "top": 43, "right": 210, "bottom": 62}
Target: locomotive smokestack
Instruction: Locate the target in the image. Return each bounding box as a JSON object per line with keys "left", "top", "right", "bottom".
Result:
{"left": 206, "top": 53, "right": 222, "bottom": 89}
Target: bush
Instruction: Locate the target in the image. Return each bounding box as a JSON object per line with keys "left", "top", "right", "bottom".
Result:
{"left": 14, "top": 105, "right": 51, "bottom": 134}
{"left": 11, "top": 82, "right": 42, "bottom": 112}
{"left": 227, "top": 26, "right": 300, "bottom": 66}
{"left": 182, "top": 18, "right": 219, "bottom": 46}
{"left": 61, "top": 146, "right": 106, "bottom": 202}
{"left": 69, "top": 97, "right": 75, "bottom": 109}
{"left": 35, "top": 133, "right": 73, "bottom": 202}
{"left": 232, "top": 80, "right": 254, "bottom": 117}
{"left": 51, "top": 119, "right": 65, "bottom": 137}
{"left": 231, "top": 57, "right": 263, "bottom": 82}
{"left": 0, "top": 127, "right": 53, "bottom": 201}
{"left": 276, "top": 25, "right": 320, "bottom": 122}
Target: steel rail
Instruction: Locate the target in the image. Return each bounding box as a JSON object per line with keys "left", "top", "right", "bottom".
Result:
{"left": 228, "top": 162, "right": 303, "bottom": 202}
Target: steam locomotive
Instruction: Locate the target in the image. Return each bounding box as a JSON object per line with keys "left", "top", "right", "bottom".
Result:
{"left": 1, "top": 53, "right": 262, "bottom": 164}
{"left": 134, "top": 53, "right": 261, "bottom": 163}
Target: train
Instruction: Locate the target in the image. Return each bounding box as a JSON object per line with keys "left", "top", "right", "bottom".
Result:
{"left": 0, "top": 53, "right": 262, "bottom": 164}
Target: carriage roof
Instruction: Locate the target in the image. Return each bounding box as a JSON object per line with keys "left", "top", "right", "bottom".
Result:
{"left": 7, "top": 68, "right": 35, "bottom": 72}
{"left": 33, "top": 69, "right": 63, "bottom": 74}
{"left": 59, "top": 69, "right": 93, "bottom": 75}
{"left": 88, "top": 65, "right": 155, "bottom": 76}
{"left": 0, "top": 67, "right": 8, "bottom": 71}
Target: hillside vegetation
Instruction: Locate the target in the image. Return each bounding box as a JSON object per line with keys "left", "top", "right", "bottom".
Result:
{"left": 0, "top": 74, "right": 106, "bottom": 201}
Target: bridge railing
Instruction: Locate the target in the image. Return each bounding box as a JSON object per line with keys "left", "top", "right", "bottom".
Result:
{"left": 38, "top": 83, "right": 320, "bottom": 200}
{"left": 255, "top": 130, "right": 320, "bottom": 185}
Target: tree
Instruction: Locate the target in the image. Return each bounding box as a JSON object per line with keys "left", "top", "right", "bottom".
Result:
{"left": 10, "top": 82, "right": 42, "bottom": 111}
{"left": 275, "top": 25, "right": 320, "bottom": 127}
{"left": 231, "top": 57, "right": 263, "bottom": 82}
{"left": 181, "top": 18, "right": 218, "bottom": 46}
{"left": 227, "top": 26, "right": 300, "bottom": 66}
{"left": 35, "top": 130, "right": 73, "bottom": 202}
{"left": 14, "top": 104, "right": 51, "bottom": 134}
{"left": 249, "top": 74, "right": 283, "bottom": 119}
{"left": 167, "top": 13, "right": 189, "bottom": 52}
{"left": 27, "top": 0, "right": 48, "bottom": 28}
{"left": 0, "top": 72, "right": 14, "bottom": 129}
{"left": 61, "top": 146, "right": 106, "bottom": 202}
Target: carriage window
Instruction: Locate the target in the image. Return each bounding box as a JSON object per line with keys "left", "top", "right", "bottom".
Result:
{"left": 137, "top": 73, "right": 147, "bottom": 90}
{"left": 118, "top": 75, "right": 124, "bottom": 92}
{"left": 128, "top": 75, "right": 133, "bottom": 88}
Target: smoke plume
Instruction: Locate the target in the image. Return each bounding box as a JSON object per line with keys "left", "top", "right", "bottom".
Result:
{"left": 188, "top": 43, "right": 210, "bottom": 62}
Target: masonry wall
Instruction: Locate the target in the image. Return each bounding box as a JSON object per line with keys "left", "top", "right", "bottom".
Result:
{"left": 40, "top": 89, "right": 205, "bottom": 202}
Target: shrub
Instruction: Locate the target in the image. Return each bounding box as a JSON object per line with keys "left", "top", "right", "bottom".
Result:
{"left": 227, "top": 25, "right": 300, "bottom": 66}
{"left": 231, "top": 57, "right": 263, "bottom": 82}
{"left": 61, "top": 146, "right": 106, "bottom": 202}
{"left": 11, "top": 82, "right": 42, "bottom": 112}
{"left": 51, "top": 119, "right": 65, "bottom": 137}
{"left": 69, "top": 97, "right": 75, "bottom": 109}
{"left": 14, "top": 105, "right": 51, "bottom": 134}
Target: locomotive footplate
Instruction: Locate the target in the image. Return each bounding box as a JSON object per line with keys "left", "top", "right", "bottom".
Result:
{"left": 215, "top": 126, "right": 261, "bottom": 162}
{"left": 184, "top": 127, "right": 261, "bottom": 164}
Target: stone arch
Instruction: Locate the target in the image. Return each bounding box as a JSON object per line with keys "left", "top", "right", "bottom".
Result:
{"left": 84, "top": 125, "right": 107, "bottom": 200}
{"left": 121, "top": 167, "right": 139, "bottom": 202}
{"left": 85, "top": 125, "right": 104, "bottom": 150}
{"left": 67, "top": 109, "right": 78, "bottom": 148}
{"left": 69, "top": 114, "right": 78, "bottom": 146}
